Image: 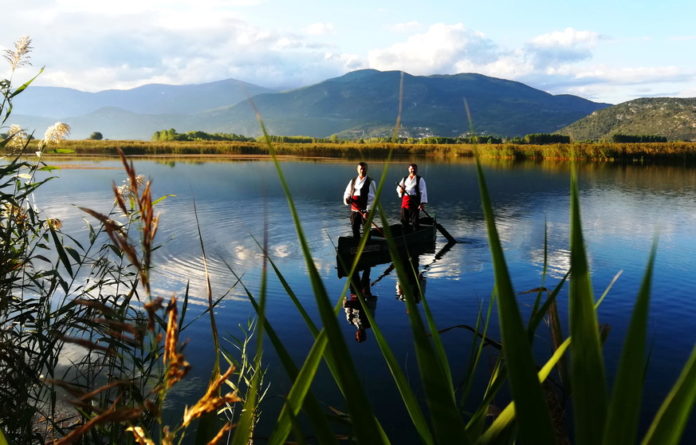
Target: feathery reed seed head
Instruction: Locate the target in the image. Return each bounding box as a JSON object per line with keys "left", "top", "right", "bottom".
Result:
{"left": 43, "top": 122, "right": 71, "bottom": 144}
{"left": 7, "top": 124, "right": 28, "bottom": 149}
{"left": 182, "top": 366, "right": 240, "bottom": 427}
{"left": 3, "top": 36, "right": 32, "bottom": 70}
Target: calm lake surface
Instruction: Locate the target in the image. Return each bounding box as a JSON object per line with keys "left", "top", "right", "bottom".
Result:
{"left": 37, "top": 157, "right": 696, "bottom": 441}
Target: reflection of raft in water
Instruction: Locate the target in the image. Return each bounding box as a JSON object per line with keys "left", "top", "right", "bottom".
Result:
{"left": 336, "top": 217, "right": 436, "bottom": 278}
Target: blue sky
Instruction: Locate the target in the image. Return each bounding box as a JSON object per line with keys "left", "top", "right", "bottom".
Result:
{"left": 3, "top": 0, "right": 695, "bottom": 104}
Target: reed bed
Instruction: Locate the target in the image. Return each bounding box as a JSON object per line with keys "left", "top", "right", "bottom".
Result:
{"left": 11, "top": 139, "right": 696, "bottom": 163}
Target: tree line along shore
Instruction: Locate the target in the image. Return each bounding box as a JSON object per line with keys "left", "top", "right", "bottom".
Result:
{"left": 8, "top": 139, "right": 696, "bottom": 163}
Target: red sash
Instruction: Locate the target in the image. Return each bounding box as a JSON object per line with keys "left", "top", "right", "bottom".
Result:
{"left": 351, "top": 195, "right": 363, "bottom": 211}
{"left": 401, "top": 194, "right": 418, "bottom": 209}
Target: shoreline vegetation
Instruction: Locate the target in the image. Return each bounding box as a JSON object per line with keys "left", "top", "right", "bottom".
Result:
{"left": 7, "top": 139, "right": 696, "bottom": 163}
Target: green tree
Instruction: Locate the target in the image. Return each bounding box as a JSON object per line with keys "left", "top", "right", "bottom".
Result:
{"left": 89, "top": 131, "right": 103, "bottom": 140}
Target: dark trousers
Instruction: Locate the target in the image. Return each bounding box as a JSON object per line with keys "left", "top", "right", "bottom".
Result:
{"left": 400, "top": 206, "right": 420, "bottom": 231}
{"left": 350, "top": 267, "right": 372, "bottom": 296}
{"left": 350, "top": 211, "right": 366, "bottom": 239}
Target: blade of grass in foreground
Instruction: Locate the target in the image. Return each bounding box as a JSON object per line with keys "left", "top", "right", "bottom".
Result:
{"left": 344, "top": 218, "right": 435, "bottom": 445}
{"left": 602, "top": 241, "right": 657, "bottom": 445}
{"left": 258, "top": 242, "right": 389, "bottom": 443}
{"left": 379, "top": 210, "right": 470, "bottom": 444}
{"left": 640, "top": 345, "right": 696, "bottom": 445}
{"left": 222, "top": 259, "right": 338, "bottom": 445}
{"left": 256, "top": 117, "right": 387, "bottom": 445}
{"left": 568, "top": 169, "right": 607, "bottom": 444}
{"left": 479, "top": 338, "right": 572, "bottom": 443}
{"left": 475, "top": 158, "right": 555, "bottom": 445}
{"left": 230, "top": 231, "right": 269, "bottom": 445}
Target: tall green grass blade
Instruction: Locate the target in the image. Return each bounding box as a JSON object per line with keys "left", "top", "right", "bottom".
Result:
{"left": 192, "top": 197, "right": 220, "bottom": 372}
{"left": 193, "top": 199, "right": 225, "bottom": 444}
{"left": 602, "top": 241, "right": 657, "bottom": 445}
{"left": 231, "top": 234, "right": 268, "bottom": 445}
{"left": 267, "top": 331, "right": 330, "bottom": 445}
{"left": 225, "top": 260, "right": 338, "bottom": 445}
{"left": 378, "top": 210, "right": 470, "bottom": 444}
{"left": 49, "top": 227, "right": 73, "bottom": 278}
{"left": 465, "top": 359, "right": 506, "bottom": 438}
{"left": 475, "top": 158, "right": 555, "bottom": 445}
{"left": 568, "top": 169, "right": 607, "bottom": 444}
{"left": 641, "top": 345, "right": 696, "bottom": 445}
{"left": 459, "top": 298, "right": 488, "bottom": 406}
{"left": 595, "top": 270, "right": 623, "bottom": 309}
{"left": 344, "top": 244, "right": 435, "bottom": 444}
{"left": 252, "top": 248, "right": 384, "bottom": 444}
{"left": 262, "top": 248, "right": 319, "bottom": 335}
{"left": 527, "top": 270, "right": 570, "bottom": 338}
{"left": 256, "top": 116, "right": 387, "bottom": 444}
{"left": 479, "top": 338, "right": 571, "bottom": 444}
{"left": 411, "top": 253, "right": 455, "bottom": 392}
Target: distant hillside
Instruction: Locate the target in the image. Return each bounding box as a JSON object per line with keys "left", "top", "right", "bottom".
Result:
{"left": 13, "top": 79, "right": 273, "bottom": 117}
{"left": 195, "top": 69, "right": 609, "bottom": 138}
{"left": 558, "top": 98, "right": 696, "bottom": 141}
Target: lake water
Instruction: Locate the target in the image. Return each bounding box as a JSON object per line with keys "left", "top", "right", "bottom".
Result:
{"left": 36, "top": 157, "right": 696, "bottom": 442}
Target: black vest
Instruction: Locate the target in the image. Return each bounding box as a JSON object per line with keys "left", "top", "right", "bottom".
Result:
{"left": 402, "top": 175, "right": 421, "bottom": 201}
{"left": 350, "top": 176, "right": 372, "bottom": 210}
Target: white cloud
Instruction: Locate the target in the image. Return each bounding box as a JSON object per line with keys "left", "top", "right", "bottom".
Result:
{"left": 525, "top": 28, "right": 601, "bottom": 68}
{"left": 529, "top": 27, "right": 600, "bottom": 49}
{"left": 368, "top": 23, "right": 499, "bottom": 75}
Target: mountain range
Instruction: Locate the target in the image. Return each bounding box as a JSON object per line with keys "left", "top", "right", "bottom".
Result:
{"left": 10, "top": 69, "right": 612, "bottom": 140}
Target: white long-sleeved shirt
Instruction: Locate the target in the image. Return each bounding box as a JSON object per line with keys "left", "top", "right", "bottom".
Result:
{"left": 396, "top": 175, "right": 428, "bottom": 203}
{"left": 343, "top": 176, "right": 376, "bottom": 211}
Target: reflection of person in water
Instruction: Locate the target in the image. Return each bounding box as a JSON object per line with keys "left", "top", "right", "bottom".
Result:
{"left": 343, "top": 266, "right": 377, "bottom": 343}
{"left": 395, "top": 254, "right": 426, "bottom": 303}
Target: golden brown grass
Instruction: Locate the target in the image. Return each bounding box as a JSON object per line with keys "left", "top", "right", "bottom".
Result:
{"left": 12, "top": 139, "right": 696, "bottom": 163}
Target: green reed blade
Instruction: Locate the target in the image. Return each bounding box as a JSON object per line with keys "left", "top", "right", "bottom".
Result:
{"left": 479, "top": 338, "right": 571, "bottom": 443}
{"left": 6, "top": 67, "right": 43, "bottom": 104}
{"left": 640, "top": 345, "right": 696, "bottom": 445}
{"left": 475, "top": 157, "right": 555, "bottom": 445}
{"left": 230, "top": 239, "right": 268, "bottom": 445}
{"left": 568, "top": 169, "right": 607, "bottom": 444}
{"left": 243, "top": 281, "right": 337, "bottom": 445}
{"left": 49, "top": 227, "right": 73, "bottom": 278}
{"left": 414, "top": 254, "right": 455, "bottom": 392}
{"left": 222, "top": 252, "right": 338, "bottom": 445}
{"left": 263, "top": 247, "right": 319, "bottom": 335}
{"left": 527, "top": 270, "right": 570, "bottom": 338}
{"left": 257, "top": 117, "right": 387, "bottom": 445}
{"left": 465, "top": 359, "right": 506, "bottom": 438}
{"left": 602, "top": 241, "right": 657, "bottom": 445}
{"left": 595, "top": 270, "right": 623, "bottom": 309}
{"left": 459, "top": 292, "right": 495, "bottom": 409}
{"left": 378, "top": 210, "right": 470, "bottom": 444}
{"left": 267, "top": 331, "right": 330, "bottom": 445}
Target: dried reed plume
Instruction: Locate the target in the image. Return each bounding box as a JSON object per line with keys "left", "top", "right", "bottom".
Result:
{"left": 7, "top": 124, "right": 28, "bottom": 149}
{"left": 182, "top": 365, "right": 241, "bottom": 427}
{"left": 3, "top": 35, "right": 32, "bottom": 70}
{"left": 43, "top": 122, "right": 71, "bottom": 144}
{"left": 163, "top": 297, "right": 190, "bottom": 387}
